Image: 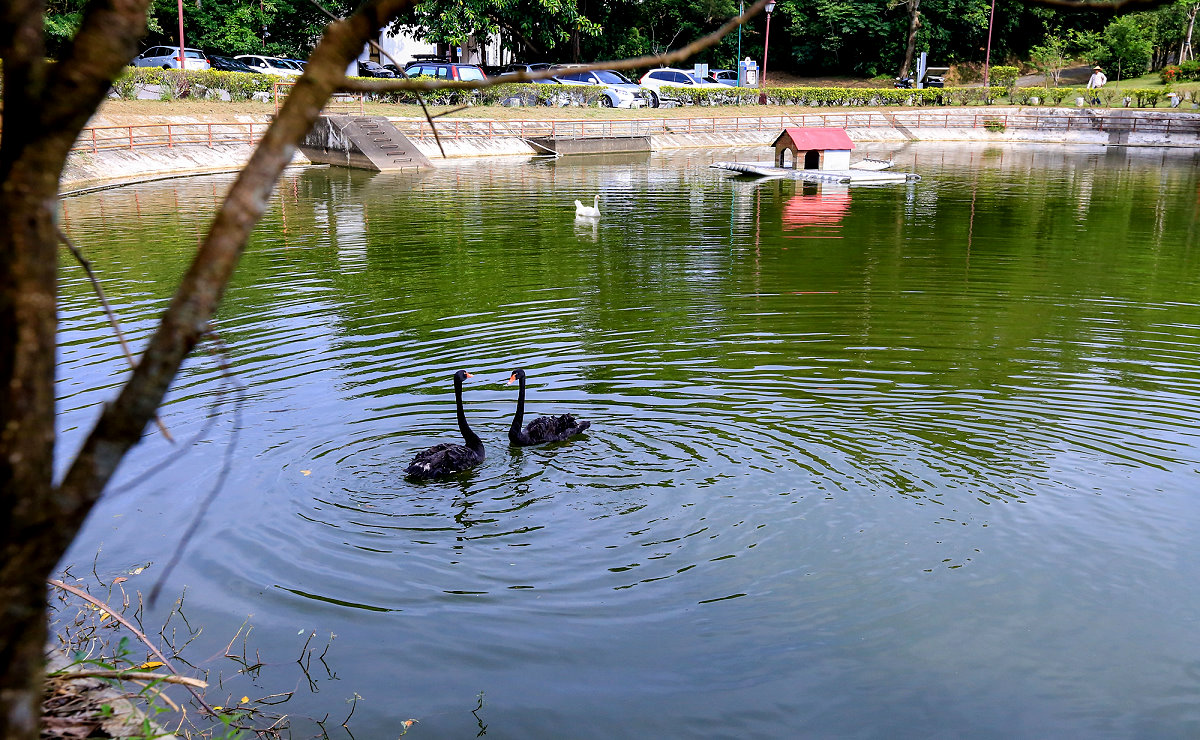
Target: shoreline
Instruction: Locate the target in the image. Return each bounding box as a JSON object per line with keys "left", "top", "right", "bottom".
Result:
{"left": 62, "top": 106, "right": 1200, "bottom": 191}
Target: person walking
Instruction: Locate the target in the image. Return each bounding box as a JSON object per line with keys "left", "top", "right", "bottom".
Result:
{"left": 1087, "top": 65, "right": 1107, "bottom": 105}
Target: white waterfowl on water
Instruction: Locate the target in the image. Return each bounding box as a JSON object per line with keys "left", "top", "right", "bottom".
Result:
{"left": 575, "top": 195, "right": 601, "bottom": 219}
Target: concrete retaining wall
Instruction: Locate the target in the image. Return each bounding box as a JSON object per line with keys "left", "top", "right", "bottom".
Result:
{"left": 62, "top": 107, "right": 1200, "bottom": 189}
{"left": 62, "top": 144, "right": 309, "bottom": 192}
{"left": 410, "top": 136, "right": 538, "bottom": 159}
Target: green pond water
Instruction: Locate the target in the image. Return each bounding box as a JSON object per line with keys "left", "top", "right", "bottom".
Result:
{"left": 57, "top": 143, "right": 1200, "bottom": 738}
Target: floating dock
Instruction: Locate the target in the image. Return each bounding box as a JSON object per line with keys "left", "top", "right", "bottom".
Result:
{"left": 710, "top": 159, "right": 920, "bottom": 184}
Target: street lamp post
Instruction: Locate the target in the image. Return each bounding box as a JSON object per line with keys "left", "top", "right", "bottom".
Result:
{"left": 737, "top": 0, "right": 744, "bottom": 86}
{"left": 758, "top": 0, "right": 776, "bottom": 104}
{"left": 176, "top": 0, "right": 186, "bottom": 69}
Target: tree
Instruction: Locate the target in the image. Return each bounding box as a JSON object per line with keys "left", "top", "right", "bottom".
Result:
{"left": 1030, "top": 31, "right": 1071, "bottom": 83}
{"left": 1100, "top": 13, "right": 1155, "bottom": 75}
{"left": 136, "top": 0, "right": 352, "bottom": 58}
{"left": 1, "top": 3, "right": 766, "bottom": 737}
{"left": 0, "top": 1, "right": 429, "bottom": 737}
{"left": 403, "top": 0, "right": 601, "bottom": 63}
{"left": 896, "top": 0, "right": 922, "bottom": 79}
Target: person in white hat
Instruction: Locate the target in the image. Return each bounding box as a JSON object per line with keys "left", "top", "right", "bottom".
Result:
{"left": 1087, "top": 65, "right": 1107, "bottom": 104}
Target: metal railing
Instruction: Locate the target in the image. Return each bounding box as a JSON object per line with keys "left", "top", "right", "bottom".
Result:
{"left": 392, "top": 111, "right": 1200, "bottom": 140}
{"left": 69, "top": 122, "right": 272, "bottom": 154}
{"left": 68, "top": 109, "right": 1200, "bottom": 155}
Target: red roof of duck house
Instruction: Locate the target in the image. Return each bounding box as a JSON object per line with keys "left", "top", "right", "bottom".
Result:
{"left": 773, "top": 127, "right": 855, "bottom": 151}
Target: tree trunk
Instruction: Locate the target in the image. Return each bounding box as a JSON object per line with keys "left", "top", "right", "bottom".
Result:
{"left": 1182, "top": 3, "right": 1198, "bottom": 63}
{"left": 897, "top": 0, "right": 921, "bottom": 80}
{"left": 2, "top": 0, "right": 151, "bottom": 733}
{"left": 0, "top": 1, "right": 417, "bottom": 737}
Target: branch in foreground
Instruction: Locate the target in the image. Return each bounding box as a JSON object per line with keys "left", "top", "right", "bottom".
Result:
{"left": 52, "top": 0, "right": 419, "bottom": 524}
{"left": 46, "top": 578, "right": 217, "bottom": 716}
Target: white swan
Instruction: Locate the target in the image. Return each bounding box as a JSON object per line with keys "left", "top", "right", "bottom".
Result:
{"left": 575, "top": 195, "right": 601, "bottom": 219}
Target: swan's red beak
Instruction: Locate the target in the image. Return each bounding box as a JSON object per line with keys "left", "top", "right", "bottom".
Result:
{"left": 507, "top": 373, "right": 516, "bottom": 384}
{"left": 464, "top": 372, "right": 474, "bottom": 379}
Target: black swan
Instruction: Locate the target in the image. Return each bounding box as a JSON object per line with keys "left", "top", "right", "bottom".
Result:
{"left": 405, "top": 370, "right": 485, "bottom": 480}
{"left": 507, "top": 368, "right": 591, "bottom": 446}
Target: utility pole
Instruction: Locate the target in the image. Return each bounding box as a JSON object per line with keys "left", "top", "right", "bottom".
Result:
{"left": 176, "top": 0, "right": 186, "bottom": 68}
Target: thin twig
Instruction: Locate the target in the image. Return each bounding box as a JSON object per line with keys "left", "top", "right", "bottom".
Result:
{"left": 303, "top": 0, "right": 448, "bottom": 156}
{"left": 343, "top": 693, "right": 361, "bottom": 727}
{"left": 57, "top": 226, "right": 174, "bottom": 443}
{"left": 106, "top": 338, "right": 238, "bottom": 498}
{"left": 48, "top": 669, "right": 208, "bottom": 688}
{"left": 46, "top": 578, "right": 219, "bottom": 717}
{"left": 149, "top": 327, "right": 245, "bottom": 607}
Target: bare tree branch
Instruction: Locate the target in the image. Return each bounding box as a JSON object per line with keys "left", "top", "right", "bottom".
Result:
{"left": 58, "top": 228, "right": 174, "bottom": 442}
{"left": 46, "top": 579, "right": 217, "bottom": 715}
{"left": 336, "top": 0, "right": 769, "bottom": 94}
{"left": 53, "top": 0, "right": 421, "bottom": 526}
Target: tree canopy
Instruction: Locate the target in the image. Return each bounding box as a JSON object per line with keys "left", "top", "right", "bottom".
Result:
{"left": 54, "top": 0, "right": 1196, "bottom": 75}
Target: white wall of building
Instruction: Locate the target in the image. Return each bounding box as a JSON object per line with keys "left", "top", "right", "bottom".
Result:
{"left": 825, "top": 150, "right": 851, "bottom": 170}
{"left": 348, "top": 27, "right": 501, "bottom": 73}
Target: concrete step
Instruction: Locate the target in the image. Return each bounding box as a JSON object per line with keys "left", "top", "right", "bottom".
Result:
{"left": 300, "top": 115, "right": 433, "bottom": 171}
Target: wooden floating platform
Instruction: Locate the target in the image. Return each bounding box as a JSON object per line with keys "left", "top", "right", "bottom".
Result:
{"left": 710, "top": 160, "right": 920, "bottom": 184}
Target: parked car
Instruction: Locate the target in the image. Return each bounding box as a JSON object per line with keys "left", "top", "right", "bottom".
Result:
{"left": 383, "top": 63, "right": 404, "bottom": 77}
{"left": 132, "top": 46, "right": 210, "bottom": 71}
{"left": 638, "top": 67, "right": 727, "bottom": 103}
{"left": 281, "top": 59, "right": 307, "bottom": 72}
{"left": 707, "top": 69, "right": 739, "bottom": 86}
{"left": 208, "top": 55, "right": 260, "bottom": 74}
{"left": 356, "top": 60, "right": 397, "bottom": 78}
{"left": 553, "top": 67, "right": 653, "bottom": 108}
{"left": 235, "top": 55, "right": 299, "bottom": 76}
{"left": 497, "top": 63, "right": 555, "bottom": 80}
{"left": 403, "top": 61, "right": 486, "bottom": 82}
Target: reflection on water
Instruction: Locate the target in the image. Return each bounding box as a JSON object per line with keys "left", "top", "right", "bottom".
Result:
{"left": 782, "top": 182, "right": 851, "bottom": 236}
{"left": 56, "top": 144, "right": 1200, "bottom": 737}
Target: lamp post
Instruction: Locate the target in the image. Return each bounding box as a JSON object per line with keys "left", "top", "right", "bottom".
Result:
{"left": 758, "top": 0, "right": 776, "bottom": 104}
{"left": 176, "top": 0, "right": 186, "bottom": 69}
{"left": 982, "top": 0, "right": 996, "bottom": 89}
{"left": 737, "top": 0, "right": 744, "bottom": 86}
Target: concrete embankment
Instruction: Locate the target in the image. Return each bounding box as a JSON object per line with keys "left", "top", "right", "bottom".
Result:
{"left": 61, "top": 107, "right": 1200, "bottom": 189}
{"left": 62, "top": 144, "right": 310, "bottom": 193}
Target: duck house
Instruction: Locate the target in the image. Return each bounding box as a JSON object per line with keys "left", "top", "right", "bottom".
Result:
{"left": 772, "top": 127, "right": 854, "bottom": 171}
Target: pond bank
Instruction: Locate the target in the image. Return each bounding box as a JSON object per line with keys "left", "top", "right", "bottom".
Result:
{"left": 61, "top": 106, "right": 1200, "bottom": 190}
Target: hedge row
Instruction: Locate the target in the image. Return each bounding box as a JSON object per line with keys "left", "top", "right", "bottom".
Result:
{"left": 1161, "top": 60, "right": 1200, "bottom": 84}
{"left": 659, "top": 84, "right": 1183, "bottom": 108}
{"left": 111, "top": 67, "right": 610, "bottom": 106}
{"left": 111, "top": 67, "right": 1191, "bottom": 110}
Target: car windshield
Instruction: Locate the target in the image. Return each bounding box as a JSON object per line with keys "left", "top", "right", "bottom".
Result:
{"left": 682, "top": 72, "right": 702, "bottom": 84}
{"left": 457, "top": 66, "right": 485, "bottom": 81}
{"left": 184, "top": 50, "right": 206, "bottom": 59}
{"left": 595, "top": 71, "right": 631, "bottom": 84}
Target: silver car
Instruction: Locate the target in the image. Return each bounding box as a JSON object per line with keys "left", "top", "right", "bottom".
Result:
{"left": 235, "top": 55, "right": 300, "bottom": 77}
{"left": 553, "top": 68, "right": 652, "bottom": 108}
{"left": 132, "top": 46, "right": 211, "bottom": 71}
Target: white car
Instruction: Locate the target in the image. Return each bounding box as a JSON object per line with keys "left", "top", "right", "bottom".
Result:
{"left": 638, "top": 67, "right": 728, "bottom": 101}
{"left": 235, "top": 55, "right": 300, "bottom": 77}
{"left": 132, "top": 46, "right": 210, "bottom": 71}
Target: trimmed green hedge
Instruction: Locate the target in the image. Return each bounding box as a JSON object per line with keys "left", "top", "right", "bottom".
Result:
{"left": 114, "top": 67, "right": 279, "bottom": 101}
{"left": 109, "top": 67, "right": 1193, "bottom": 110}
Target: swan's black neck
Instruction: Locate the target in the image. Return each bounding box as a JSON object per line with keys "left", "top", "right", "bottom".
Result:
{"left": 454, "top": 375, "right": 483, "bottom": 453}
{"left": 509, "top": 373, "right": 529, "bottom": 444}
